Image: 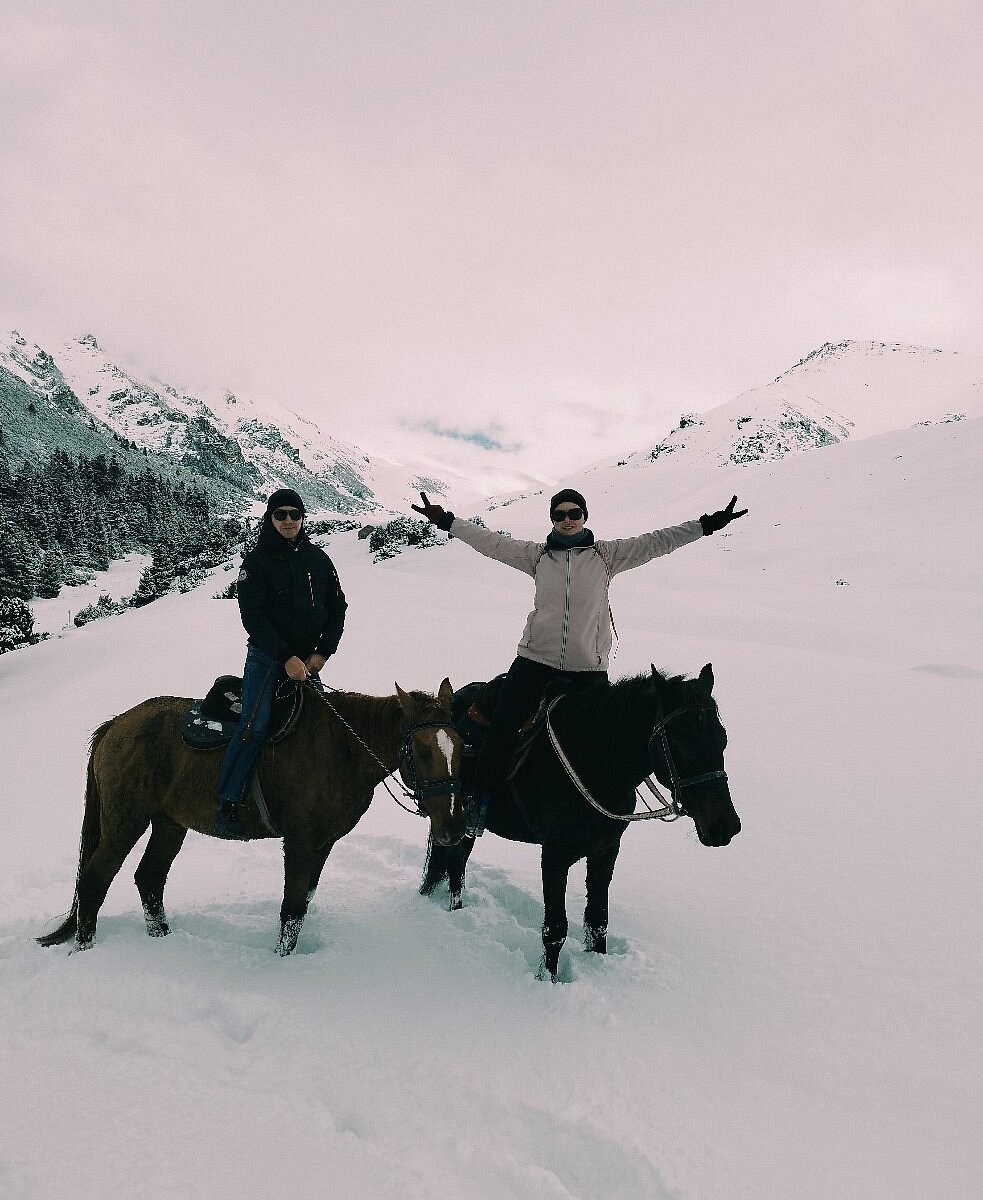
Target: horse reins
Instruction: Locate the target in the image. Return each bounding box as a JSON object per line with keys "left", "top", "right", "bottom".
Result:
{"left": 545, "top": 697, "right": 728, "bottom": 823}
{"left": 307, "top": 683, "right": 462, "bottom": 817}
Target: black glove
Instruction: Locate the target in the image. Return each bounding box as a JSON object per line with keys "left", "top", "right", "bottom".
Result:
{"left": 700, "top": 495, "right": 748, "bottom": 535}
{"left": 411, "top": 491, "right": 455, "bottom": 532}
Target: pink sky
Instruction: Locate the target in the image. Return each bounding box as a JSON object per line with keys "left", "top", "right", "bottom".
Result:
{"left": 2, "top": 1, "right": 981, "bottom": 476}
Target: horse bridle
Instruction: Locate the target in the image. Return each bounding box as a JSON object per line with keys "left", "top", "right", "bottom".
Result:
{"left": 646, "top": 704, "right": 729, "bottom": 818}
{"left": 397, "top": 721, "right": 464, "bottom": 816}
{"left": 310, "top": 685, "right": 462, "bottom": 817}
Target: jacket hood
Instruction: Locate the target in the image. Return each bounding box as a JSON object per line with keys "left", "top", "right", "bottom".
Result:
{"left": 256, "top": 515, "right": 309, "bottom": 554}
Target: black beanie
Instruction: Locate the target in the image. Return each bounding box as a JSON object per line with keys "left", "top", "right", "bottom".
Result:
{"left": 266, "top": 488, "right": 306, "bottom": 516}
{"left": 549, "top": 488, "right": 588, "bottom": 519}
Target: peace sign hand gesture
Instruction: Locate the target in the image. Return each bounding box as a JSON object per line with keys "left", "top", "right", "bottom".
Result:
{"left": 700, "top": 496, "right": 749, "bottom": 535}
{"left": 411, "top": 491, "right": 455, "bottom": 532}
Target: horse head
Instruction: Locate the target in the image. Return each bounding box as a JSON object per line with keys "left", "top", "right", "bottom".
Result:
{"left": 648, "top": 663, "right": 741, "bottom": 848}
{"left": 395, "top": 679, "right": 468, "bottom": 847}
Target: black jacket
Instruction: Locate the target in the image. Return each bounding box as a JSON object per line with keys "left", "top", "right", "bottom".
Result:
{"left": 236, "top": 519, "right": 347, "bottom": 663}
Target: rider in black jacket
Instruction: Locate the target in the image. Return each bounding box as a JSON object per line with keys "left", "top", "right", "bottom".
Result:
{"left": 213, "top": 489, "right": 347, "bottom": 838}
{"left": 237, "top": 509, "right": 347, "bottom": 667}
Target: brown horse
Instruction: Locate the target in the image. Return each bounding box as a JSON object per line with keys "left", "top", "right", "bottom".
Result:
{"left": 38, "top": 679, "right": 465, "bottom": 955}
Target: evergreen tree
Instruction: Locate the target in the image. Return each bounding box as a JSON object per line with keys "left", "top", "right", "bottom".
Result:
{"left": 36, "top": 552, "right": 62, "bottom": 599}
{"left": 0, "top": 527, "right": 35, "bottom": 600}
{"left": 0, "top": 595, "right": 38, "bottom": 654}
{"left": 0, "top": 443, "right": 15, "bottom": 509}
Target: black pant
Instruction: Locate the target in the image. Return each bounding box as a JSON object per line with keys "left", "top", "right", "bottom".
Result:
{"left": 473, "top": 656, "right": 608, "bottom": 796}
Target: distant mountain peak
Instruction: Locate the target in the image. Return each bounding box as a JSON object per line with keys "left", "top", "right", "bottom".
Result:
{"left": 611, "top": 337, "right": 983, "bottom": 475}
{"left": 777, "top": 339, "right": 947, "bottom": 382}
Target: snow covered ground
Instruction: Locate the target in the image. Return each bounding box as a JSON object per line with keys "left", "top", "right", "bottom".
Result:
{"left": 2, "top": 414, "right": 980, "bottom": 1199}
{"left": 30, "top": 552, "right": 152, "bottom": 638}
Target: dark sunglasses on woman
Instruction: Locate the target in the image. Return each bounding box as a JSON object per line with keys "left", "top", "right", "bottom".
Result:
{"left": 272, "top": 508, "right": 303, "bottom": 522}
{"left": 551, "top": 507, "right": 583, "bottom": 522}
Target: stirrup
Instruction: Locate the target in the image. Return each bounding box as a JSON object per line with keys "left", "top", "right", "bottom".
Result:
{"left": 465, "top": 793, "right": 490, "bottom": 839}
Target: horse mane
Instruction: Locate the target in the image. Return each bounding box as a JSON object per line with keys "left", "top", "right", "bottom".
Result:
{"left": 323, "top": 688, "right": 445, "bottom": 743}
{"left": 562, "top": 668, "right": 718, "bottom": 738}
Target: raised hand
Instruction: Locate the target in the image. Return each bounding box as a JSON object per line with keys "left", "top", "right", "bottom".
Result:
{"left": 700, "top": 495, "right": 749, "bottom": 535}
{"left": 411, "top": 491, "right": 455, "bottom": 532}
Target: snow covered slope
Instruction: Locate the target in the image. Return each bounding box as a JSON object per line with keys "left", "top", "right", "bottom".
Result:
{"left": 1, "top": 400, "right": 979, "bottom": 1200}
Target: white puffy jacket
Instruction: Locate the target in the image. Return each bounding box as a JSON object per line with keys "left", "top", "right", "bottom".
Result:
{"left": 449, "top": 518, "right": 704, "bottom": 671}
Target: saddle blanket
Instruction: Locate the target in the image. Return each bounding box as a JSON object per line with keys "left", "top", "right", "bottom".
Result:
{"left": 181, "top": 674, "right": 302, "bottom": 750}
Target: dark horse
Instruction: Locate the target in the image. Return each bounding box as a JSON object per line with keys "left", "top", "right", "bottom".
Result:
{"left": 420, "top": 664, "right": 741, "bottom": 979}
{"left": 39, "top": 680, "right": 465, "bottom": 956}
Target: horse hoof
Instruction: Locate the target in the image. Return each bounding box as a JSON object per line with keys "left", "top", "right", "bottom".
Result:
{"left": 583, "top": 924, "right": 608, "bottom": 954}
{"left": 449, "top": 892, "right": 463, "bottom": 911}
{"left": 537, "top": 948, "right": 561, "bottom": 982}
{"left": 276, "top": 917, "right": 302, "bottom": 956}
{"left": 143, "top": 904, "right": 170, "bottom": 937}
{"left": 536, "top": 959, "right": 559, "bottom": 983}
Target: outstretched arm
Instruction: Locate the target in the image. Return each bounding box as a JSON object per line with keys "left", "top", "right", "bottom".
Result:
{"left": 599, "top": 496, "right": 749, "bottom": 575}
{"left": 410, "top": 491, "right": 542, "bottom": 575}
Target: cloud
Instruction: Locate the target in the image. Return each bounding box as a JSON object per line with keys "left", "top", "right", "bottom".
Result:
{"left": 409, "top": 420, "right": 521, "bottom": 454}
{"left": 2, "top": 2, "right": 982, "bottom": 479}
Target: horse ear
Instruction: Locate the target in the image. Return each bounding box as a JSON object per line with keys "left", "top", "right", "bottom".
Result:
{"left": 698, "top": 663, "right": 714, "bottom": 695}
{"left": 437, "top": 677, "right": 454, "bottom": 712}
{"left": 395, "top": 683, "right": 416, "bottom": 717}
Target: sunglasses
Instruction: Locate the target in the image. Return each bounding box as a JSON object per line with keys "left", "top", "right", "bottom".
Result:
{"left": 272, "top": 508, "right": 303, "bottom": 522}
{"left": 551, "top": 507, "right": 584, "bottom": 522}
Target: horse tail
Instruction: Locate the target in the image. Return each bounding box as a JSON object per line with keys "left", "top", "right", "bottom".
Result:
{"left": 419, "top": 834, "right": 450, "bottom": 896}
{"left": 36, "top": 718, "right": 112, "bottom": 947}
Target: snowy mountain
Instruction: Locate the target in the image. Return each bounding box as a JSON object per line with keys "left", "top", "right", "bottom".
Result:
{"left": 602, "top": 340, "right": 983, "bottom": 476}
{"left": 0, "top": 328, "right": 483, "bottom": 515}
{"left": 6, "top": 329, "right": 982, "bottom": 525}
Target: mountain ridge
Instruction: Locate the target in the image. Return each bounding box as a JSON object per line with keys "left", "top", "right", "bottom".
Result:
{"left": 1, "top": 328, "right": 496, "bottom": 517}
{"left": 595, "top": 339, "right": 983, "bottom": 478}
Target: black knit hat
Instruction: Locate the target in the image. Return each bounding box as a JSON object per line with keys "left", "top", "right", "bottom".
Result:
{"left": 549, "top": 488, "right": 588, "bottom": 519}
{"left": 266, "top": 488, "right": 306, "bottom": 516}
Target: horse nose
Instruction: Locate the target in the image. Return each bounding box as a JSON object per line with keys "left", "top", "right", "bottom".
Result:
{"left": 699, "top": 812, "right": 741, "bottom": 847}
{"left": 714, "top": 813, "right": 741, "bottom": 846}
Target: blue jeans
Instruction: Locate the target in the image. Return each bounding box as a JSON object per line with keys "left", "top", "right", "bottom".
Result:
{"left": 216, "top": 645, "right": 282, "bottom": 808}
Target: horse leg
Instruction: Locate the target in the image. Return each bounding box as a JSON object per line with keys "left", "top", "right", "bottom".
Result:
{"left": 447, "top": 837, "right": 474, "bottom": 910}
{"left": 538, "top": 845, "right": 571, "bottom": 981}
{"left": 305, "top": 842, "right": 335, "bottom": 907}
{"left": 276, "top": 838, "right": 319, "bottom": 956}
{"left": 74, "top": 817, "right": 150, "bottom": 949}
{"left": 420, "top": 834, "right": 473, "bottom": 910}
{"left": 133, "top": 815, "right": 188, "bottom": 937}
{"left": 583, "top": 843, "right": 620, "bottom": 954}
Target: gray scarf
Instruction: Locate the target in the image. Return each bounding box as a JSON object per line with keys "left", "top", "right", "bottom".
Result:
{"left": 546, "top": 528, "right": 593, "bottom": 550}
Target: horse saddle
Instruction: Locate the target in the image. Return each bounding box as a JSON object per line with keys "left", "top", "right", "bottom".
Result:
{"left": 181, "top": 674, "right": 303, "bottom": 750}
{"left": 451, "top": 676, "right": 554, "bottom": 767}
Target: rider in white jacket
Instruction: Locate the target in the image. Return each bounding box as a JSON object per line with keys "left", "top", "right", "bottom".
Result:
{"left": 412, "top": 487, "right": 747, "bottom": 834}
